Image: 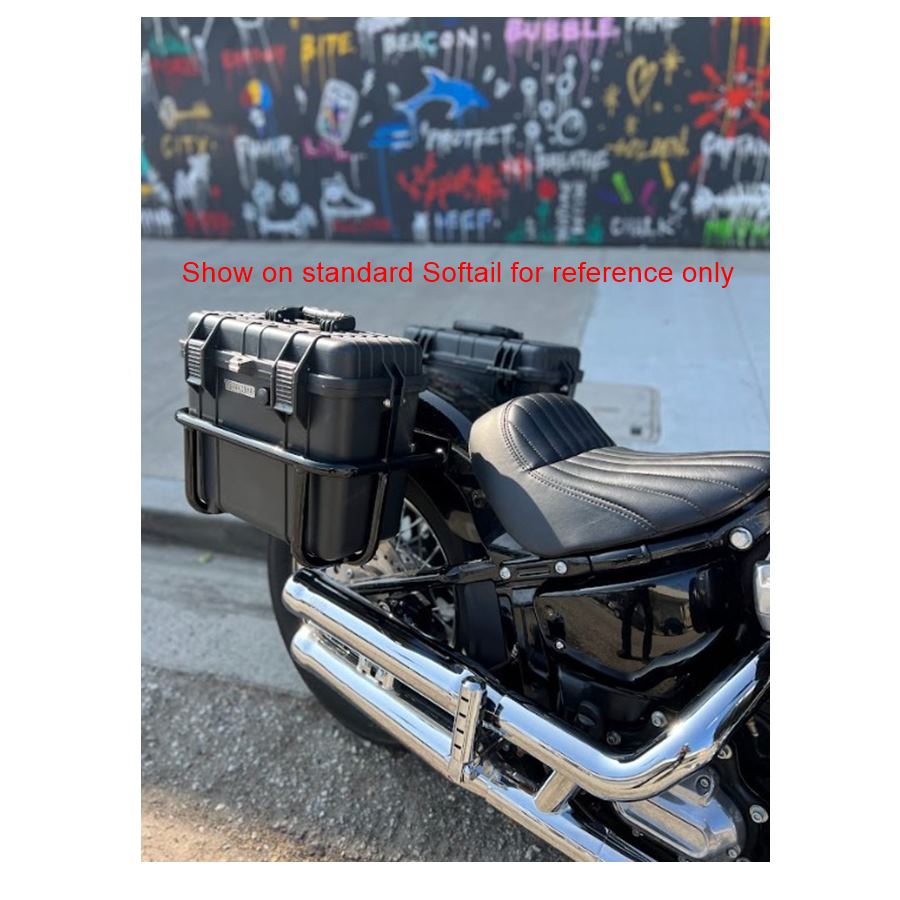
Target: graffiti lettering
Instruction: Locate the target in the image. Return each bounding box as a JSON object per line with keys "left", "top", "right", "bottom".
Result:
{"left": 396, "top": 153, "right": 507, "bottom": 210}
{"left": 622, "top": 17, "right": 684, "bottom": 52}
{"left": 428, "top": 208, "right": 496, "bottom": 242}
{"left": 150, "top": 55, "right": 201, "bottom": 92}
{"left": 301, "top": 137, "right": 352, "bottom": 162}
{"left": 609, "top": 215, "right": 677, "bottom": 239}
{"left": 381, "top": 27, "right": 478, "bottom": 62}
{"left": 160, "top": 133, "right": 218, "bottom": 160}
{"left": 233, "top": 135, "right": 299, "bottom": 189}
{"left": 499, "top": 156, "right": 535, "bottom": 186}
{"left": 141, "top": 207, "right": 176, "bottom": 237}
{"left": 422, "top": 123, "right": 516, "bottom": 159}
{"left": 299, "top": 31, "right": 355, "bottom": 82}
{"left": 332, "top": 217, "right": 392, "bottom": 235}
{"left": 356, "top": 17, "right": 409, "bottom": 62}
{"left": 182, "top": 210, "right": 233, "bottom": 237}
{"left": 504, "top": 18, "right": 621, "bottom": 52}
{"left": 535, "top": 148, "right": 610, "bottom": 179}
{"left": 692, "top": 183, "right": 769, "bottom": 223}
{"left": 697, "top": 131, "right": 770, "bottom": 183}
{"left": 605, "top": 127, "right": 690, "bottom": 161}
{"left": 702, "top": 217, "right": 769, "bottom": 249}
{"left": 555, "top": 179, "right": 587, "bottom": 243}
{"left": 220, "top": 45, "right": 287, "bottom": 88}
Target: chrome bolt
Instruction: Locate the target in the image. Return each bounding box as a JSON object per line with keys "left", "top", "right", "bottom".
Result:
{"left": 606, "top": 731, "right": 622, "bottom": 746}
{"left": 729, "top": 527, "right": 754, "bottom": 551}
{"left": 509, "top": 645, "right": 519, "bottom": 659}
{"left": 717, "top": 745, "right": 734, "bottom": 760}
{"left": 544, "top": 607, "right": 555, "bottom": 619}
{"left": 650, "top": 710, "right": 668, "bottom": 728}
{"left": 499, "top": 566, "right": 512, "bottom": 580}
{"left": 554, "top": 639, "right": 566, "bottom": 651}
{"left": 727, "top": 847, "right": 741, "bottom": 860}
{"left": 749, "top": 805, "right": 769, "bottom": 824}
{"left": 382, "top": 398, "right": 392, "bottom": 409}
{"left": 554, "top": 560, "right": 568, "bottom": 575}
{"left": 696, "top": 775, "right": 712, "bottom": 794}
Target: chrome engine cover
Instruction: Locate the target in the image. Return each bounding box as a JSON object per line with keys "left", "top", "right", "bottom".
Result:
{"left": 614, "top": 768, "right": 746, "bottom": 861}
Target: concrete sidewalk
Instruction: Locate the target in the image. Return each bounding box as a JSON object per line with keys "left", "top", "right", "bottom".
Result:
{"left": 142, "top": 239, "right": 769, "bottom": 552}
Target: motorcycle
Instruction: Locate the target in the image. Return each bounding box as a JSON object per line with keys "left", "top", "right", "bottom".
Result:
{"left": 179, "top": 309, "right": 770, "bottom": 862}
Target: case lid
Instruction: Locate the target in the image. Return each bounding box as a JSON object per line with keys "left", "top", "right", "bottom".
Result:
{"left": 405, "top": 323, "right": 582, "bottom": 386}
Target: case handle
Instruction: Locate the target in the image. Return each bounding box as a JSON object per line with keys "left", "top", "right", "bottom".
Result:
{"left": 265, "top": 306, "right": 356, "bottom": 332}
{"left": 452, "top": 319, "right": 524, "bottom": 340}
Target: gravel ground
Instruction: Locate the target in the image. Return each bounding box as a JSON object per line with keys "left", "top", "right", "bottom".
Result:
{"left": 141, "top": 542, "right": 564, "bottom": 861}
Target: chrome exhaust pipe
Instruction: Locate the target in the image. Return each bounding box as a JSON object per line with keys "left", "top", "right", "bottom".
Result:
{"left": 283, "top": 569, "right": 768, "bottom": 862}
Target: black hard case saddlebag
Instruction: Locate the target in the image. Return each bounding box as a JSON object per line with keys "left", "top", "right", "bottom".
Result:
{"left": 404, "top": 320, "right": 583, "bottom": 420}
{"left": 178, "top": 307, "right": 427, "bottom": 566}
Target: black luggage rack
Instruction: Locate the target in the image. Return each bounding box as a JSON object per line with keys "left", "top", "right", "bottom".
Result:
{"left": 176, "top": 399, "right": 449, "bottom": 568}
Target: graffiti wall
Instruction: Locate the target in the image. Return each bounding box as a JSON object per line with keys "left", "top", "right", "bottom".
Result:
{"left": 141, "top": 17, "right": 770, "bottom": 248}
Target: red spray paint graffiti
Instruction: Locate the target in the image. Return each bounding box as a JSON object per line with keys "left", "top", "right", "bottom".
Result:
{"left": 396, "top": 153, "right": 508, "bottom": 210}
{"left": 688, "top": 45, "right": 770, "bottom": 137}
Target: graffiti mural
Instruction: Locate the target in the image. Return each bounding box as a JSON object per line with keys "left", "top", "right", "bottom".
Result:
{"left": 141, "top": 16, "right": 770, "bottom": 247}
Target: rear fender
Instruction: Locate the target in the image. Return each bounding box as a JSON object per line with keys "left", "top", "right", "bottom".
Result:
{"left": 413, "top": 391, "right": 502, "bottom": 547}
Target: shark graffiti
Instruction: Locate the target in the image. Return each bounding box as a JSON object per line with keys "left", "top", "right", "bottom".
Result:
{"left": 369, "top": 66, "right": 489, "bottom": 151}
{"left": 400, "top": 66, "right": 489, "bottom": 120}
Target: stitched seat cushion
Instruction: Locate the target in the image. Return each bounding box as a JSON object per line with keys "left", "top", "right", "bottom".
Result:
{"left": 469, "top": 393, "right": 769, "bottom": 556}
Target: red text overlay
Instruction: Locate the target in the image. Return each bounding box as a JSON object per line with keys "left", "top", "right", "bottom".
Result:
{"left": 182, "top": 259, "right": 735, "bottom": 289}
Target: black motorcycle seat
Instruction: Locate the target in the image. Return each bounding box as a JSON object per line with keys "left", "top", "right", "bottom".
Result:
{"left": 469, "top": 393, "right": 770, "bottom": 557}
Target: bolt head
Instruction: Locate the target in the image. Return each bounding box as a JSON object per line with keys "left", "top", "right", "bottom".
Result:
{"left": 749, "top": 804, "right": 769, "bottom": 824}
{"left": 717, "top": 745, "right": 734, "bottom": 760}
{"left": 499, "top": 566, "right": 512, "bottom": 580}
{"left": 727, "top": 847, "right": 740, "bottom": 859}
{"left": 650, "top": 710, "right": 668, "bottom": 728}
{"left": 696, "top": 775, "right": 712, "bottom": 794}
{"left": 554, "top": 639, "right": 566, "bottom": 651}
{"left": 554, "top": 560, "right": 568, "bottom": 575}
{"left": 606, "top": 731, "right": 622, "bottom": 746}
{"left": 729, "top": 527, "right": 754, "bottom": 551}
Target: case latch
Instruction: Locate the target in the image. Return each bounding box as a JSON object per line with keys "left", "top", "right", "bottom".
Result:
{"left": 273, "top": 360, "right": 296, "bottom": 414}
{"left": 185, "top": 339, "right": 205, "bottom": 386}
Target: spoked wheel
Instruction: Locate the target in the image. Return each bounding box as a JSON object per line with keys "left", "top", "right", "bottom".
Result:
{"left": 268, "top": 476, "right": 467, "bottom": 746}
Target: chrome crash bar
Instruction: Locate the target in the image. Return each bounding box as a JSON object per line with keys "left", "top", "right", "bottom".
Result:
{"left": 283, "top": 569, "right": 769, "bottom": 862}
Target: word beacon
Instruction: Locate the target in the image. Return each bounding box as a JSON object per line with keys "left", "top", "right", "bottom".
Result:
{"left": 422, "top": 261, "right": 503, "bottom": 283}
